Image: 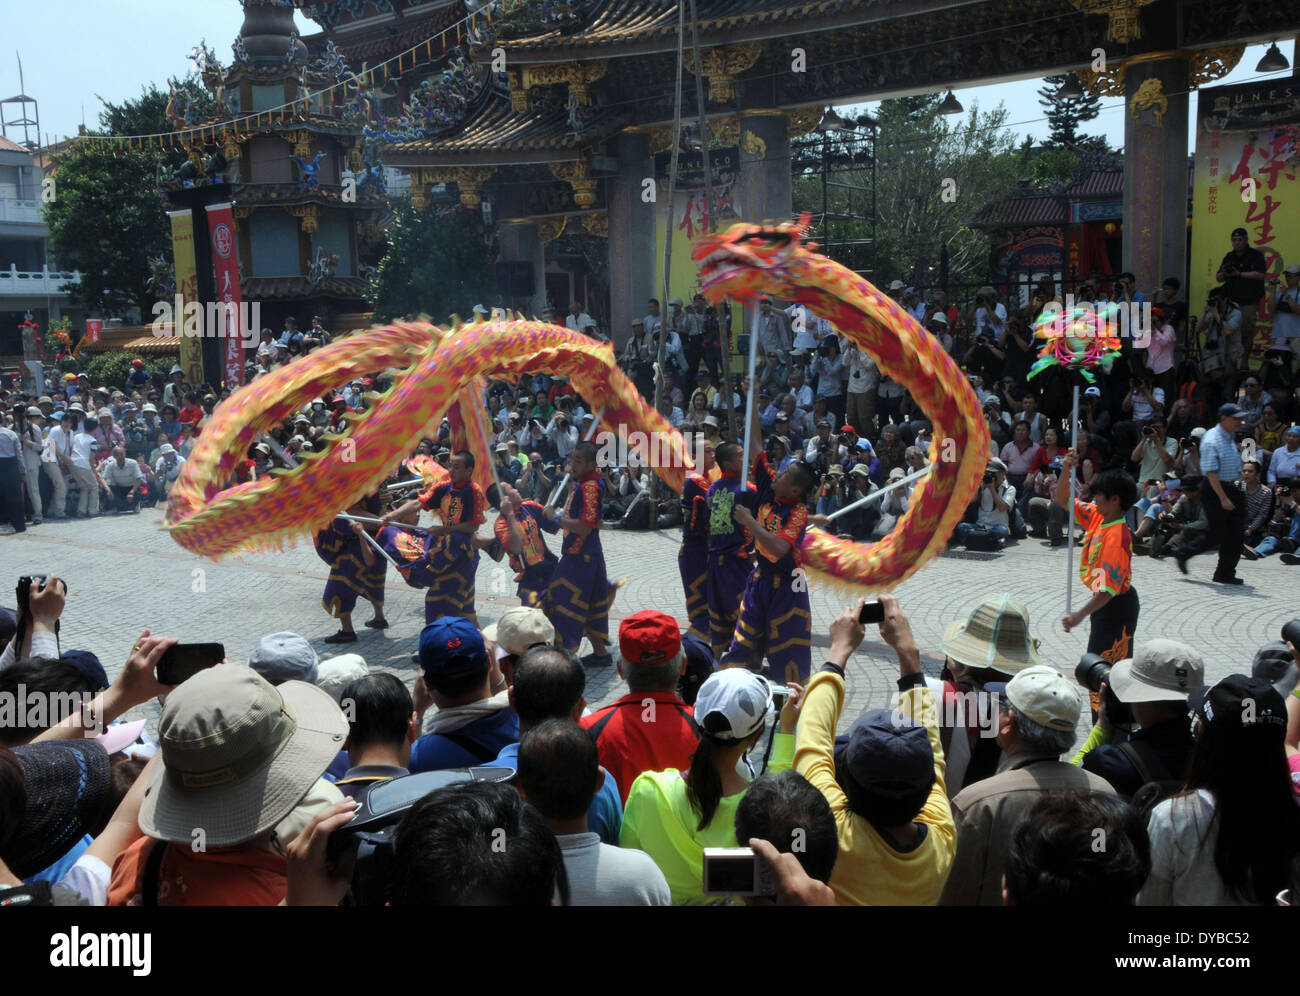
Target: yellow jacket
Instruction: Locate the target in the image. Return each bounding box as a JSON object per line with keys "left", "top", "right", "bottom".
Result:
{"left": 794, "top": 671, "right": 955, "bottom": 905}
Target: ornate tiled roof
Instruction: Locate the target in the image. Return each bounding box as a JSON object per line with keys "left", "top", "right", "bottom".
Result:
{"left": 383, "top": 93, "right": 627, "bottom": 163}
{"left": 303, "top": 4, "right": 469, "bottom": 61}
{"left": 243, "top": 275, "right": 369, "bottom": 300}
{"left": 496, "top": 0, "right": 859, "bottom": 51}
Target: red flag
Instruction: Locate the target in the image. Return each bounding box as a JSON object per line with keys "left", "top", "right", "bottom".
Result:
{"left": 204, "top": 202, "right": 246, "bottom": 391}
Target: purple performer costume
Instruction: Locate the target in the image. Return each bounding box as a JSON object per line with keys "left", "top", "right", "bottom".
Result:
{"left": 705, "top": 464, "right": 759, "bottom": 660}
{"left": 545, "top": 473, "right": 609, "bottom": 651}
{"left": 720, "top": 452, "right": 812, "bottom": 683}
{"left": 420, "top": 478, "right": 486, "bottom": 624}
{"left": 679, "top": 472, "right": 711, "bottom": 641}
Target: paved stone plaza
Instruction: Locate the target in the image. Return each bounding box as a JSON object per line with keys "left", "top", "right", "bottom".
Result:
{"left": 6, "top": 509, "right": 1297, "bottom": 735}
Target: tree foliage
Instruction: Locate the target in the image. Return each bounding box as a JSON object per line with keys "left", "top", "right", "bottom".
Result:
{"left": 366, "top": 200, "right": 498, "bottom": 322}
{"left": 1037, "top": 75, "right": 1102, "bottom": 147}
{"left": 793, "top": 94, "right": 1021, "bottom": 288}
{"left": 44, "top": 76, "right": 212, "bottom": 319}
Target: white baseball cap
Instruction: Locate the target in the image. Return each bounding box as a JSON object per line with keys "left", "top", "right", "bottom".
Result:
{"left": 693, "top": 669, "right": 773, "bottom": 742}
{"left": 1005, "top": 665, "right": 1082, "bottom": 732}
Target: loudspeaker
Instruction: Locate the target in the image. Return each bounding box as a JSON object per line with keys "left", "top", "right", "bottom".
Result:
{"left": 497, "top": 261, "right": 534, "bottom": 297}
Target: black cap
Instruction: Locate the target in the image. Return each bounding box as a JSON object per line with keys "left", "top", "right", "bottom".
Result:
{"left": 1189, "top": 674, "right": 1287, "bottom": 736}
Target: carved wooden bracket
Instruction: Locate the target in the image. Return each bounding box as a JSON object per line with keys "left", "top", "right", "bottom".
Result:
{"left": 423, "top": 166, "right": 498, "bottom": 208}
{"left": 536, "top": 216, "right": 567, "bottom": 243}
{"left": 1067, "top": 0, "right": 1157, "bottom": 44}
{"left": 287, "top": 203, "right": 321, "bottom": 234}
{"left": 549, "top": 160, "right": 597, "bottom": 209}
{"left": 685, "top": 43, "right": 762, "bottom": 103}
{"left": 583, "top": 211, "right": 608, "bottom": 238}
{"left": 521, "top": 60, "right": 609, "bottom": 106}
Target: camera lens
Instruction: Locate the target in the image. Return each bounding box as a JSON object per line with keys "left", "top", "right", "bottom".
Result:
{"left": 1075, "top": 654, "right": 1110, "bottom": 693}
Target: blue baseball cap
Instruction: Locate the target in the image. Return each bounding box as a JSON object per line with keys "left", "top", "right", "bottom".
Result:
{"left": 1218, "top": 403, "right": 1247, "bottom": 419}
{"left": 842, "top": 708, "right": 934, "bottom": 798}
{"left": 62, "top": 649, "right": 109, "bottom": 691}
{"left": 419, "top": 617, "right": 487, "bottom": 677}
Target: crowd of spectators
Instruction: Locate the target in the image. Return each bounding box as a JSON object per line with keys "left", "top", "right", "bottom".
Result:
{"left": 3, "top": 574, "right": 1298, "bottom": 907}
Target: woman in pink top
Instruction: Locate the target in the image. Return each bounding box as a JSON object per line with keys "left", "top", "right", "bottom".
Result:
{"left": 1146, "top": 309, "right": 1177, "bottom": 402}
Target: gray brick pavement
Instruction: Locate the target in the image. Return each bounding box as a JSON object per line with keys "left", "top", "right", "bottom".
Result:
{"left": 6, "top": 509, "right": 1297, "bottom": 739}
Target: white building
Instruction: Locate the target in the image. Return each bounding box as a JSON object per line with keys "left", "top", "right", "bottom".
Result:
{"left": 0, "top": 134, "right": 80, "bottom": 367}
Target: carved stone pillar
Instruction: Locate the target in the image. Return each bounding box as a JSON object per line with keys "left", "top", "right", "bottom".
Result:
{"left": 1123, "top": 58, "right": 1189, "bottom": 295}
{"left": 737, "top": 112, "right": 791, "bottom": 328}
{"left": 499, "top": 222, "right": 546, "bottom": 316}
{"left": 608, "top": 131, "right": 656, "bottom": 351}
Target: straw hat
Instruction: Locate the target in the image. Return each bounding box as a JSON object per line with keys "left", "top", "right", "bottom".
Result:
{"left": 941, "top": 594, "right": 1044, "bottom": 676}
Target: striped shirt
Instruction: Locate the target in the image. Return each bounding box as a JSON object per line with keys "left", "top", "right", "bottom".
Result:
{"left": 1198, "top": 425, "right": 1242, "bottom": 482}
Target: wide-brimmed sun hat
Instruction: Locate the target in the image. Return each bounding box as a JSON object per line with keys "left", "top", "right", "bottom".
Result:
{"left": 941, "top": 594, "right": 1044, "bottom": 676}
{"left": 138, "top": 667, "right": 346, "bottom": 848}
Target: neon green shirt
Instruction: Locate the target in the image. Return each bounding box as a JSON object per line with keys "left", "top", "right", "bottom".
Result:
{"left": 618, "top": 733, "right": 793, "bottom": 906}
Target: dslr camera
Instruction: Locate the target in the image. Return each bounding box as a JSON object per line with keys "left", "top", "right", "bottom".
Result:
{"left": 982, "top": 471, "right": 996, "bottom": 486}
{"left": 1075, "top": 653, "right": 1133, "bottom": 730}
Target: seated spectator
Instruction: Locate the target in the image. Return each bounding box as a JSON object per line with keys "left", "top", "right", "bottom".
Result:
{"left": 516, "top": 719, "right": 669, "bottom": 905}
{"left": 1244, "top": 480, "right": 1300, "bottom": 561}
{"left": 953, "top": 458, "right": 1014, "bottom": 550}
{"left": 795, "top": 595, "right": 955, "bottom": 905}
{"left": 1146, "top": 476, "right": 1206, "bottom": 560}
{"left": 1140, "top": 675, "right": 1300, "bottom": 905}
{"left": 1002, "top": 792, "right": 1150, "bottom": 906}
{"left": 620, "top": 668, "right": 794, "bottom": 905}
{"left": 940, "top": 666, "right": 1113, "bottom": 905}
{"left": 734, "top": 770, "right": 839, "bottom": 896}
{"left": 389, "top": 781, "right": 565, "bottom": 906}
{"left": 486, "top": 645, "right": 622, "bottom": 844}
{"left": 1267, "top": 426, "right": 1300, "bottom": 485}
{"left": 408, "top": 617, "right": 518, "bottom": 772}
{"left": 334, "top": 673, "right": 417, "bottom": 799}
{"left": 1240, "top": 459, "right": 1274, "bottom": 553}
{"left": 1074, "top": 640, "right": 1204, "bottom": 799}
{"left": 581, "top": 611, "right": 698, "bottom": 804}
{"left": 108, "top": 666, "right": 347, "bottom": 905}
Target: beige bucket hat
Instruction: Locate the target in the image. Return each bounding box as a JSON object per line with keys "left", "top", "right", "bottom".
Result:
{"left": 941, "top": 594, "right": 1044, "bottom": 676}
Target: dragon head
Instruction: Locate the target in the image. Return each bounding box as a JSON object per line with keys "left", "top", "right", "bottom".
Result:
{"left": 692, "top": 213, "right": 817, "bottom": 304}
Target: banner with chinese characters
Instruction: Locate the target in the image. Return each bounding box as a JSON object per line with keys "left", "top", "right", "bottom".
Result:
{"left": 167, "top": 209, "right": 204, "bottom": 388}
{"left": 203, "top": 202, "right": 245, "bottom": 391}
{"left": 1191, "top": 79, "right": 1300, "bottom": 357}
{"left": 654, "top": 184, "right": 739, "bottom": 361}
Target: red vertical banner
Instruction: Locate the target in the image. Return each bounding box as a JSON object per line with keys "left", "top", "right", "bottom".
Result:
{"left": 83, "top": 318, "right": 103, "bottom": 344}
{"left": 204, "top": 202, "right": 246, "bottom": 390}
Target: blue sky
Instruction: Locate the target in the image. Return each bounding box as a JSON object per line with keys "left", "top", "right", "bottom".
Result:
{"left": 0, "top": 2, "right": 1289, "bottom": 155}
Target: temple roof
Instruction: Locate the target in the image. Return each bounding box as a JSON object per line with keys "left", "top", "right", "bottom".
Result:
{"left": 383, "top": 93, "right": 627, "bottom": 164}
{"left": 243, "top": 275, "right": 369, "bottom": 300}
{"left": 496, "top": 0, "right": 863, "bottom": 53}
{"left": 302, "top": 4, "right": 468, "bottom": 62}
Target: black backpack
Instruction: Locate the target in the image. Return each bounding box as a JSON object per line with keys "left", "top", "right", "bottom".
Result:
{"left": 1118, "top": 740, "right": 1184, "bottom": 820}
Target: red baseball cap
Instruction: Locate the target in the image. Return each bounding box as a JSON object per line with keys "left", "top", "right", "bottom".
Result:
{"left": 619, "top": 611, "right": 681, "bottom": 665}
{"left": 839, "top": 424, "right": 856, "bottom": 434}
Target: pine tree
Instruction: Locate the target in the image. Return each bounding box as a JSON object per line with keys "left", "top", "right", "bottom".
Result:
{"left": 1037, "top": 76, "right": 1102, "bottom": 146}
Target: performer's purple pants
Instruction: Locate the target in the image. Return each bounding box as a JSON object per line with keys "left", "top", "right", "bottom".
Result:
{"left": 720, "top": 567, "right": 813, "bottom": 683}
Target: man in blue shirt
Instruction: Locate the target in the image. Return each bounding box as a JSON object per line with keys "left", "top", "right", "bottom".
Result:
{"left": 484, "top": 644, "right": 623, "bottom": 844}
{"left": 409, "top": 617, "right": 519, "bottom": 772}
{"left": 1179, "top": 402, "right": 1247, "bottom": 584}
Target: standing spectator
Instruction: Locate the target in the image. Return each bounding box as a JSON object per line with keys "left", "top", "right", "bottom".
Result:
{"left": 581, "top": 612, "right": 697, "bottom": 804}
{"left": 566, "top": 301, "right": 598, "bottom": 338}
{"left": 620, "top": 668, "right": 793, "bottom": 905}
{"left": 843, "top": 342, "right": 878, "bottom": 436}
{"left": 69, "top": 417, "right": 100, "bottom": 518}
{"left": 15, "top": 406, "right": 44, "bottom": 524}
{"left": 1073, "top": 640, "right": 1204, "bottom": 798}
{"left": 1002, "top": 792, "right": 1150, "bottom": 906}
{"left": 754, "top": 295, "right": 792, "bottom": 359}
{"left": 1140, "top": 675, "right": 1299, "bottom": 905}
{"left": 517, "top": 720, "right": 670, "bottom": 905}
{"left": 1146, "top": 306, "right": 1177, "bottom": 401}
{"left": 1216, "top": 227, "right": 1268, "bottom": 369}
{"left": 1180, "top": 403, "right": 1247, "bottom": 583}
{"left": 940, "top": 666, "right": 1113, "bottom": 905}
{"left": 0, "top": 419, "right": 26, "bottom": 534}
{"left": 795, "top": 596, "right": 954, "bottom": 905}
{"left": 1272, "top": 264, "right": 1300, "bottom": 360}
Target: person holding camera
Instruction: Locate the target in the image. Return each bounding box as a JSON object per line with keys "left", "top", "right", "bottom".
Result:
{"left": 1272, "top": 264, "right": 1300, "bottom": 362}
{"left": 954, "top": 459, "right": 1015, "bottom": 550}
{"left": 794, "top": 594, "right": 955, "bottom": 905}
{"left": 1245, "top": 479, "right": 1300, "bottom": 562}
{"left": 1216, "top": 227, "right": 1268, "bottom": 367}
{"left": 1130, "top": 415, "right": 1178, "bottom": 487}
{"left": 1054, "top": 451, "right": 1139, "bottom": 657}
{"left": 1070, "top": 640, "right": 1204, "bottom": 800}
